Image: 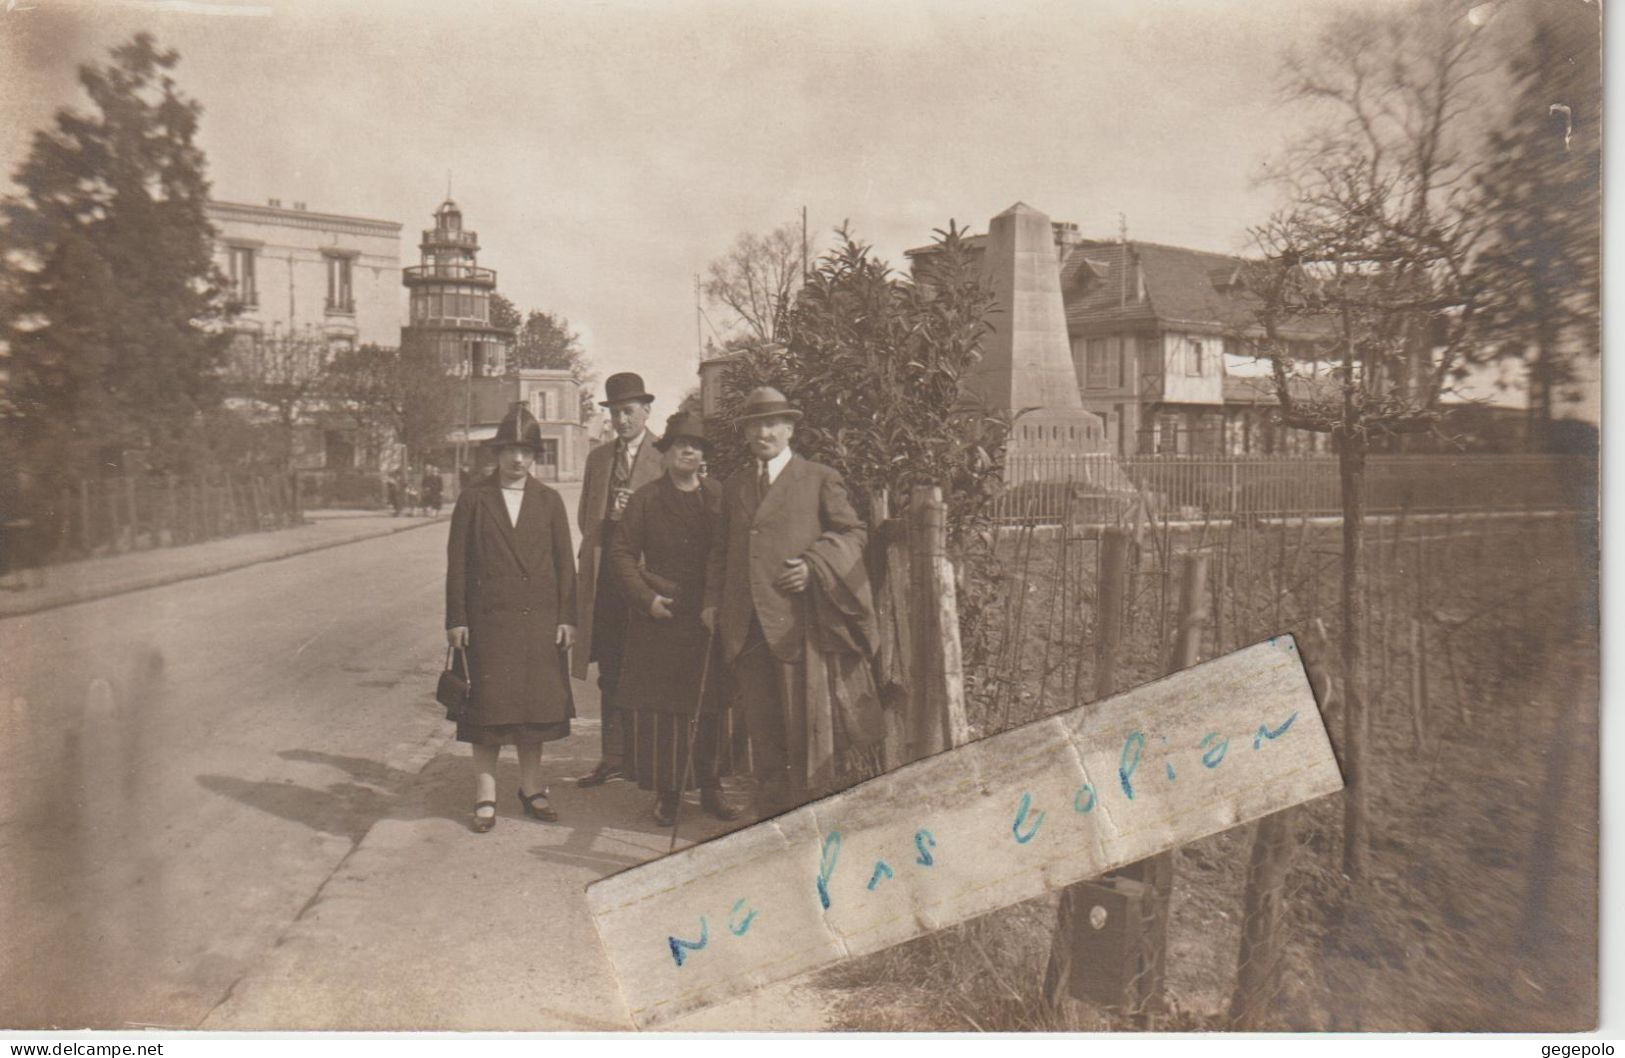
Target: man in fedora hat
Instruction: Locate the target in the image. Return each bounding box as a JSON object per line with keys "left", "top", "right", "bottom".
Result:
{"left": 574, "top": 371, "right": 664, "bottom": 787}
{"left": 702, "top": 387, "right": 881, "bottom": 817}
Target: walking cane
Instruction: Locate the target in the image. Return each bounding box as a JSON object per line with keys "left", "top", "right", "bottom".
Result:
{"left": 668, "top": 625, "right": 717, "bottom": 854}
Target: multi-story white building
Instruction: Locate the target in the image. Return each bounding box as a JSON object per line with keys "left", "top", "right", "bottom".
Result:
{"left": 206, "top": 199, "right": 405, "bottom": 470}
{"left": 207, "top": 199, "right": 403, "bottom": 351}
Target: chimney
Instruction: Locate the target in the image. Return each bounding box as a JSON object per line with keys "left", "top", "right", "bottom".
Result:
{"left": 268, "top": 198, "right": 282, "bottom": 208}
{"left": 1051, "top": 220, "right": 1082, "bottom": 258}
{"left": 293, "top": 201, "right": 306, "bottom": 211}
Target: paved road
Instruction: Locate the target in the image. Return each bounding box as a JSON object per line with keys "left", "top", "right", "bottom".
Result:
{"left": 0, "top": 481, "right": 833, "bottom": 1031}
{"left": 0, "top": 509, "right": 467, "bottom": 1029}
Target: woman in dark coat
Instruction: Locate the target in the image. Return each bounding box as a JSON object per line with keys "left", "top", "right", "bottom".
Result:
{"left": 446, "top": 405, "right": 577, "bottom": 832}
{"left": 608, "top": 412, "right": 738, "bottom": 827}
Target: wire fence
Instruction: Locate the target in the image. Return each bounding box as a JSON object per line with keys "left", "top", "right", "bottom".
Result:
{"left": 996, "top": 453, "right": 1597, "bottom": 526}
{"left": 926, "top": 491, "right": 1597, "bottom": 1030}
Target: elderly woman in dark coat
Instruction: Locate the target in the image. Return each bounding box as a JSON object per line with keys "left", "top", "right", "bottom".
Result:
{"left": 446, "top": 405, "right": 577, "bottom": 832}
{"left": 608, "top": 412, "right": 738, "bottom": 827}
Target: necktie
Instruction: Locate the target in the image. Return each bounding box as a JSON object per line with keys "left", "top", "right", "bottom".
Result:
{"left": 758, "top": 460, "right": 771, "bottom": 498}
{"left": 607, "top": 440, "right": 632, "bottom": 522}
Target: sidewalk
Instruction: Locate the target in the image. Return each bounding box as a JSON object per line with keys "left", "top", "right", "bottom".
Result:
{"left": 200, "top": 717, "right": 837, "bottom": 1031}
{"left": 0, "top": 510, "right": 446, "bottom": 619}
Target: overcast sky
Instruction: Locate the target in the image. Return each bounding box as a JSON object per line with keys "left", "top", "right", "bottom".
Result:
{"left": 8, "top": 0, "right": 1586, "bottom": 422}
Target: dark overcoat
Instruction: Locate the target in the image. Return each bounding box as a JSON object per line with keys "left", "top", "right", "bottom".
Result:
{"left": 608, "top": 475, "right": 728, "bottom": 715}
{"left": 445, "top": 474, "right": 578, "bottom": 727}
{"left": 572, "top": 428, "right": 664, "bottom": 679}
{"left": 703, "top": 452, "right": 869, "bottom": 664}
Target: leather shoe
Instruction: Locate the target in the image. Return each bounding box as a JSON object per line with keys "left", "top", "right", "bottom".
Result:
{"left": 518, "top": 787, "right": 559, "bottom": 823}
{"left": 575, "top": 760, "right": 623, "bottom": 788}
{"left": 653, "top": 793, "right": 680, "bottom": 827}
{"left": 701, "top": 787, "right": 739, "bottom": 821}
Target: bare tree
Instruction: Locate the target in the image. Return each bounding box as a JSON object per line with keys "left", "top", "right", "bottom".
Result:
{"left": 1246, "top": 0, "right": 1487, "bottom": 881}
{"left": 224, "top": 325, "right": 334, "bottom": 471}
{"left": 321, "top": 336, "right": 460, "bottom": 470}
{"left": 701, "top": 222, "right": 806, "bottom": 347}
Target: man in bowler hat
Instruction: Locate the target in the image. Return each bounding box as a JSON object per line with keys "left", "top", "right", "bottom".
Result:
{"left": 574, "top": 372, "right": 664, "bottom": 787}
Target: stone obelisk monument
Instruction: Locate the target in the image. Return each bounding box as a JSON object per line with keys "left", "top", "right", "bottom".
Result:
{"left": 973, "top": 202, "right": 1105, "bottom": 459}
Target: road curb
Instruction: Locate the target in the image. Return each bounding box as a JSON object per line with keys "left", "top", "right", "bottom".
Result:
{"left": 0, "top": 515, "right": 448, "bottom": 620}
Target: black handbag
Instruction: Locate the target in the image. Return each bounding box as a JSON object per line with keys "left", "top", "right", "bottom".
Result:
{"left": 437, "top": 645, "right": 472, "bottom": 722}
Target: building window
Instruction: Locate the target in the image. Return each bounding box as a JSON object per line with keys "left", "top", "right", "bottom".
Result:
{"left": 227, "top": 246, "right": 257, "bottom": 307}
{"left": 1112, "top": 336, "right": 1126, "bottom": 388}
{"left": 325, "top": 255, "right": 354, "bottom": 313}
{"left": 1157, "top": 413, "right": 1187, "bottom": 455}
{"left": 1085, "top": 338, "right": 1110, "bottom": 389}
{"left": 1186, "top": 338, "right": 1204, "bottom": 376}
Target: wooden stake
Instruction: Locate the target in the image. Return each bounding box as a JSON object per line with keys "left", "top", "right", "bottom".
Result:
{"left": 107, "top": 483, "right": 125, "bottom": 553}
{"left": 1095, "top": 527, "right": 1130, "bottom": 700}
{"left": 125, "top": 476, "right": 139, "bottom": 549}
{"left": 79, "top": 480, "right": 92, "bottom": 554}
{"left": 1408, "top": 618, "right": 1426, "bottom": 750}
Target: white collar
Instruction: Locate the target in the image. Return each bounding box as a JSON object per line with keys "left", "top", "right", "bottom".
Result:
{"left": 760, "top": 446, "right": 792, "bottom": 484}
{"left": 619, "top": 431, "right": 645, "bottom": 457}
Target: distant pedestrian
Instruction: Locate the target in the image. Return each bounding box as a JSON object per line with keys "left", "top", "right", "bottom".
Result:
{"left": 445, "top": 404, "right": 578, "bottom": 832}
{"left": 608, "top": 411, "right": 738, "bottom": 827}
{"left": 389, "top": 471, "right": 407, "bottom": 516}
{"left": 422, "top": 466, "right": 443, "bottom": 514}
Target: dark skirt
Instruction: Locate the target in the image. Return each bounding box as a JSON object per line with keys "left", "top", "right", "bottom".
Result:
{"left": 627, "top": 710, "right": 742, "bottom": 793}
{"left": 456, "top": 719, "right": 571, "bottom": 746}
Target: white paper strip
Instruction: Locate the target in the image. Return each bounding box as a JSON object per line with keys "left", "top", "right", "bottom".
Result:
{"left": 588, "top": 636, "right": 1341, "bottom": 1028}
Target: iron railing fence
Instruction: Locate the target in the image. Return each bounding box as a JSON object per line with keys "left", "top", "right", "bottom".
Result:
{"left": 995, "top": 453, "right": 1596, "bottom": 525}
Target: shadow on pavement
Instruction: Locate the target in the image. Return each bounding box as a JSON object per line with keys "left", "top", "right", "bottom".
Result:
{"left": 196, "top": 746, "right": 461, "bottom": 840}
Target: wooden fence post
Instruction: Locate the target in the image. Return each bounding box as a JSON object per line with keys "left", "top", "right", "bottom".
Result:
{"left": 1127, "top": 549, "right": 1210, "bottom": 1017}
{"left": 125, "top": 475, "right": 139, "bottom": 549}
{"left": 106, "top": 483, "right": 125, "bottom": 553}
{"left": 1094, "top": 527, "right": 1130, "bottom": 699}
{"left": 78, "top": 480, "right": 93, "bottom": 555}
{"left": 906, "top": 485, "right": 968, "bottom": 761}
{"left": 1043, "top": 526, "right": 1132, "bottom": 1011}
{"left": 1228, "top": 557, "right": 1324, "bottom": 1029}
{"left": 163, "top": 479, "right": 176, "bottom": 547}
{"left": 869, "top": 490, "right": 911, "bottom": 771}
{"left": 1168, "top": 550, "right": 1209, "bottom": 671}
{"left": 247, "top": 475, "right": 264, "bottom": 530}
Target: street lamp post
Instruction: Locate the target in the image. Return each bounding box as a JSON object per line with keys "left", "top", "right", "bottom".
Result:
{"left": 459, "top": 340, "right": 475, "bottom": 494}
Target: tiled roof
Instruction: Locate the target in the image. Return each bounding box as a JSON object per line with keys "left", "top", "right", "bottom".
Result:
{"left": 907, "top": 226, "right": 1331, "bottom": 341}
{"left": 1062, "top": 239, "right": 1259, "bottom": 332}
